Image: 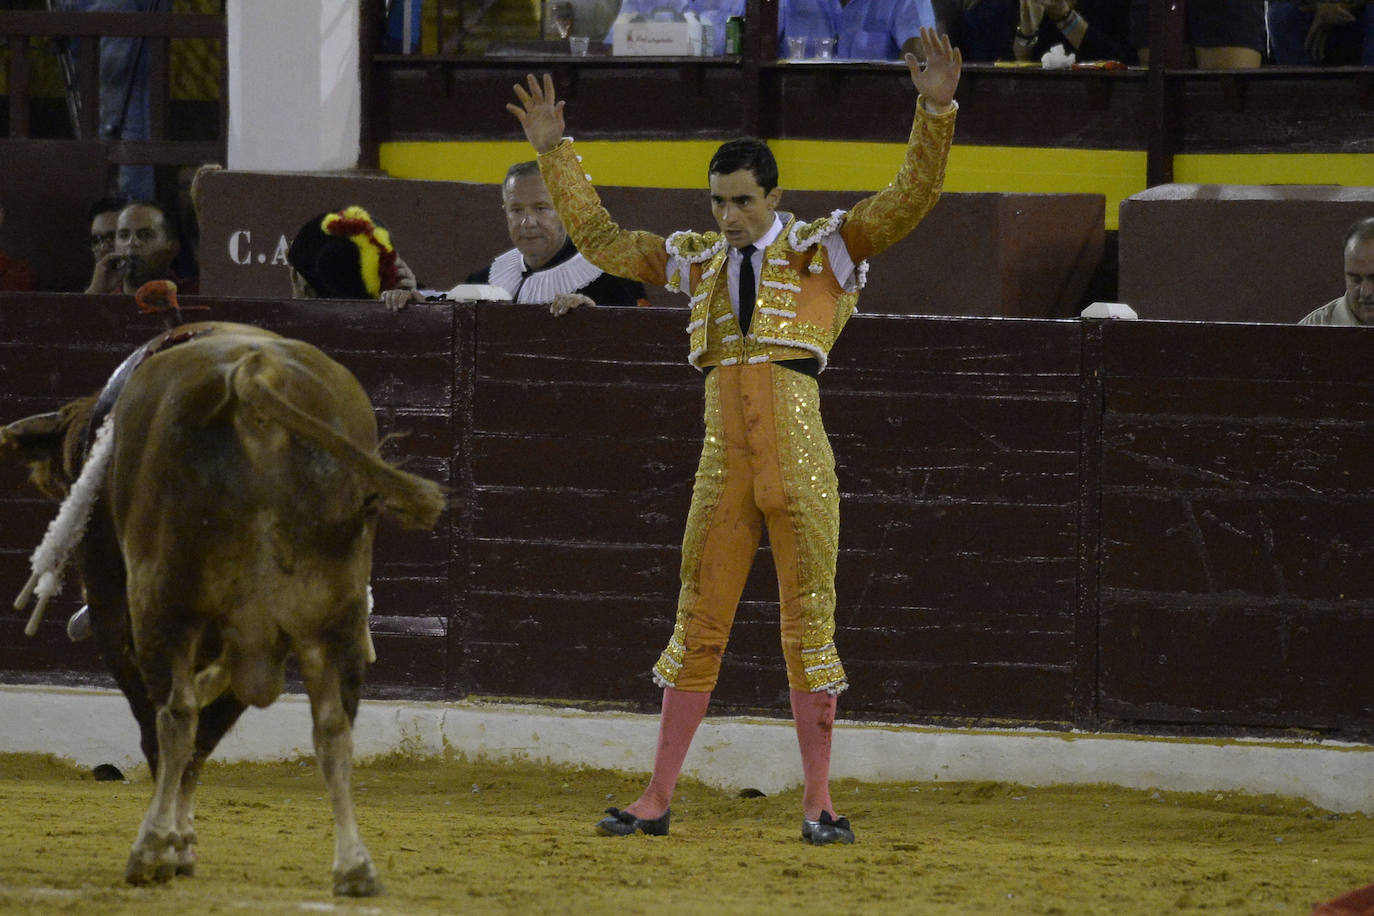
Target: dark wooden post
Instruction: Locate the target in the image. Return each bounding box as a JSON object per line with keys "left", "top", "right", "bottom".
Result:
{"left": 742, "top": 0, "right": 779, "bottom": 137}
{"left": 7, "top": 34, "right": 30, "bottom": 139}
{"left": 78, "top": 33, "right": 100, "bottom": 141}
{"left": 1073, "top": 320, "right": 1103, "bottom": 728}
{"left": 148, "top": 32, "right": 170, "bottom": 143}
{"left": 359, "top": 0, "right": 383, "bottom": 170}
{"left": 1145, "top": 0, "right": 1186, "bottom": 186}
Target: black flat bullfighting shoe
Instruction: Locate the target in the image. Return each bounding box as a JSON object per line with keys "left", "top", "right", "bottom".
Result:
{"left": 801, "top": 810, "right": 855, "bottom": 845}
{"left": 596, "top": 807, "right": 671, "bottom": 837}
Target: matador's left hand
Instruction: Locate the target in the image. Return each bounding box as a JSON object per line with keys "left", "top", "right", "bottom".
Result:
{"left": 907, "top": 27, "right": 961, "bottom": 113}
{"left": 508, "top": 73, "right": 566, "bottom": 155}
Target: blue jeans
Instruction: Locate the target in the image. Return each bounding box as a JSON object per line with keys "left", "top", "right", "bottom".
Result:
{"left": 63, "top": 0, "right": 162, "bottom": 200}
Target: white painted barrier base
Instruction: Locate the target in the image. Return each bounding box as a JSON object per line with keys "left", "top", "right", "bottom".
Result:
{"left": 3, "top": 684, "right": 1372, "bottom": 813}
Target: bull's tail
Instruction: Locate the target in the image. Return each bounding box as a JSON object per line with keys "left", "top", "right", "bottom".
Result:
{"left": 229, "top": 350, "right": 446, "bottom": 530}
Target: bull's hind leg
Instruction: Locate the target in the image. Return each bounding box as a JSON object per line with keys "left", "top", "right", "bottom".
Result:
{"left": 297, "top": 632, "right": 382, "bottom": 897}
{"left": 172, "top": 693, "right": 249, "bottom": 876}
{"left": 125, "top": 650, "right": 199, "bottom": 885}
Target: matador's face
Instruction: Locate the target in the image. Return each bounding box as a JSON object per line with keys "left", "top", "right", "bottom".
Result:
{"left": 708, "top": 169, "right": 781, "bottom": 249}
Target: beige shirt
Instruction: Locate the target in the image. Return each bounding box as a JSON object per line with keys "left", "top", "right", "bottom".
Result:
{"left": 1299, "top": 297, "right": 1363, "bottom": 326}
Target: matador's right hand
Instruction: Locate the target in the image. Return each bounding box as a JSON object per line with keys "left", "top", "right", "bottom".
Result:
{"left": 507, "top": 73, "right": 566, "bottom": 155}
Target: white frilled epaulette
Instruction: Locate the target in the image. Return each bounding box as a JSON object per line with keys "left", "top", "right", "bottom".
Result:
{"left": 788, "top": 209, "right": 847, "bottom": 251}
{"left": 788, "top": 209, "right": 862, "bottom": 283}
{"left": 665, "top": 230, "right": 726, "bottom": 293}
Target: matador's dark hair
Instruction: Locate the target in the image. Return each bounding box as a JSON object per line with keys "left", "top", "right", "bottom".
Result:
{"left": 708, "top": 138, "right": 779, "bottom": 194}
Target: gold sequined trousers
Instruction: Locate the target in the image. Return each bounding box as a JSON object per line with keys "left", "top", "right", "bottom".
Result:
{"left": 653, "top": 363, "right": 847, "bottom": 694}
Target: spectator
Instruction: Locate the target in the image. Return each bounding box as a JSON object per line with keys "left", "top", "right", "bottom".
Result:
{"left": 1299, "top": 217, "right": 1374, "bottom": 326}
{"left": 1129, "top": 0, "right": 1265, "bottom": 68}
{"left": 1269, "top": 0, "right": 1374, "bottom": 66}
{"left": 0, "top": 193, "right": 37, "bottom": 292}
{"left": 86, "top": 197, "right": 126, "bottom": 268}
{"left": 961, "top": 0, "right": 1136, "bottom": 63}
{"left": 465, "top": 162, "right": 647, "bottom": 316}
{"left": 931, "top": 0, "right": 967, "bottom": 41}
{"left": 778, "top": 0, "right": 842, "bottom": 56}
{"left": 287, "top": 205, "right": 421, "bottom": 312}
{"left": 86, "top": 200, "right": 192, "bottom": 295}
{"left": 836, "top": 0, "right": 939, "bottom": 58}
{"left": 59, "top": 0, "right": 160, "bottom": 200}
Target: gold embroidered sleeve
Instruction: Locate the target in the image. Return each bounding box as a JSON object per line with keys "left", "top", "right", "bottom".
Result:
{"left": 537, "top": 141, "right": 672, "bottom": 287}
{"left": 841, "top": 98, "right": 956, "bottom": 263}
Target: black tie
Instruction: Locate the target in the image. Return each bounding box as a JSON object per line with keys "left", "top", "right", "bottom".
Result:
{"left": 738, "top": 244, "right": 757, "bottom": 334}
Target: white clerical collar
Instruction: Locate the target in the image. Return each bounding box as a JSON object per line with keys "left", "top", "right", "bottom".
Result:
{"left": 487, "top": 247, "right": 604, "bottom": 304}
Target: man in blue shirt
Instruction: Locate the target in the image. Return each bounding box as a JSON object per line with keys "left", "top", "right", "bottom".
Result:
{"left": 780, "top": 0, "right": 937, "bottom": 59}
{"left": 778, "top": 0, "right": 841, "bottom": 55}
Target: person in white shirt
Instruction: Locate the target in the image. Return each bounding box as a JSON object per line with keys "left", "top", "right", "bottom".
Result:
{"left": 465, "top": 161, "right": 646, "bottom": 316}
{"left": 1300, "top": 217, "right": 1374, "bottom": 326}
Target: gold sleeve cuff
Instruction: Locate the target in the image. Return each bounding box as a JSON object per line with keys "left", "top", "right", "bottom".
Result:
{"left": 537, "top": 142, "right": 671, "bottom": 287}
{"left": 841, "top": 99, "right": 957, "bottom": 262}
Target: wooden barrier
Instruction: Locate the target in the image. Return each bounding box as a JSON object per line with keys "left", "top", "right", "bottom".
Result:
{"left": 197, "top": 169, "right": 1104, "bottom": 318}
{"left": 1118, "top": 184, "right": 1374, "bottom": 324}
{"left": 1, "top": 294, "right": 1371, "bottom": 740}
{"left": 1095, "top": 320, "right": 1374, "bottom": 733}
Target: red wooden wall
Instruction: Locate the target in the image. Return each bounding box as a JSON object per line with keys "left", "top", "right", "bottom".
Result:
{"left": 2, "top": 294, "right": 1371, "bottom": 741}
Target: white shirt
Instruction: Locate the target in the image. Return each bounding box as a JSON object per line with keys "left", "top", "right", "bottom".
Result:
{"left": 710, "top": 213, "right": 859, "bottom": 323}
{"left": 1299, "top": 297, "right": 1364, "bottom": 327}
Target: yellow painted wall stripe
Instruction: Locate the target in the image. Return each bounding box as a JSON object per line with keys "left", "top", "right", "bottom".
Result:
{"left": 1173, "top": 153, "right": 1374, "bottom": 187}
{"left": 380, "top": 140, "right": 1373, "bottom": 232}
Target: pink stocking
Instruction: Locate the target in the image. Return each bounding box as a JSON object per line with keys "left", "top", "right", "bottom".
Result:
{"left": 790, "top": 688, "right": 838, "bottom": 821}
{"left": 624, "top": 687, "right": 711, "bottom": 819}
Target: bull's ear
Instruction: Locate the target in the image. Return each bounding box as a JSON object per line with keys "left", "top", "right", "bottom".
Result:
{"left": 0, "top": 411, "right": 67, "bottom": 457}
{"left": 0, "top": 410, "right": 74, "bottom": 498}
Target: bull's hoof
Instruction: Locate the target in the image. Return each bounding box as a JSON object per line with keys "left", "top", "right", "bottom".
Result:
{"left": 124, "top": 848, "right": 177, "bottom": 886}
{"left": 175, "top": 833, "right": 198, "bottom": 877}
{"left": 332, "top": 861, "right": 384, "bottom": 897}
{"left": 125, "top": 829, "right": 182, "bottom": 886}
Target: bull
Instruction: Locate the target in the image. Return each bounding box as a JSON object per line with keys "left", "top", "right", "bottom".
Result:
{"left": 1, "top": 320, "right": 445, "bottom": 896}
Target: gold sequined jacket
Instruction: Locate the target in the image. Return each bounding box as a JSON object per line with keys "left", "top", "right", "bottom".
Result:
{"left": 537, "top": 97, "right": 957, "bottom": 371}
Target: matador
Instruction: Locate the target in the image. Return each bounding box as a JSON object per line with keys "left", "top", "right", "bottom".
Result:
{"left": 508, "top": 27, "right": 962, "bottom": 845}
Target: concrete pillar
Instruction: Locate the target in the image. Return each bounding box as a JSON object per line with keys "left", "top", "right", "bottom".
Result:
{"left": 225, "top": 0, "right": 361, "bottom": 171}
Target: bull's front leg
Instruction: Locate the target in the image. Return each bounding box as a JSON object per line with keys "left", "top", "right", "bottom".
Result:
{"left": 299, "top": 642, "right": 382, "bottom": 897}
{"left": 125, "top": 671, "right": 198, "bottom": 885}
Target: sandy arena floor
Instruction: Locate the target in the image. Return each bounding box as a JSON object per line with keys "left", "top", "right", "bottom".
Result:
{"left": 1, "top": 751, "right": 1372, "bottom": 915}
